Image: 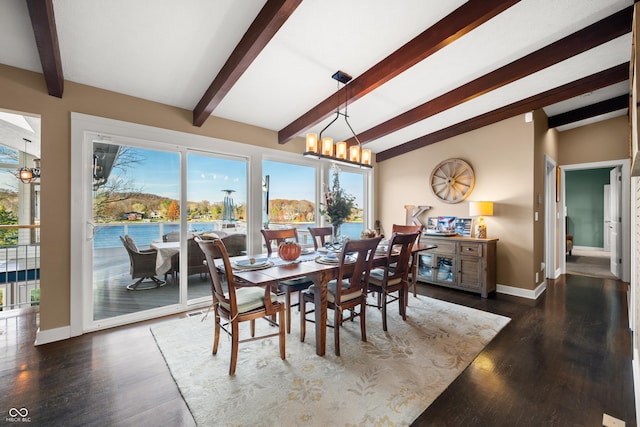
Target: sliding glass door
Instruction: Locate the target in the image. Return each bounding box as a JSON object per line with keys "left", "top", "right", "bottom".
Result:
{"left": 88, "top": 139, "right": 251, "bottom": 325}
{"left": 186, "top": 152, "right": 247, "bottom": 301}
{"left": 73, "top": 114, "right": 371, "bottom": 333}
{"left": 92, "top": 141, "right": 181, "bottom": 321}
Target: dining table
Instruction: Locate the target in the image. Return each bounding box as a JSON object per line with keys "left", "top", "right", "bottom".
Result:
{"left": 221, "top": 239, "right": 437, "bottom": 357}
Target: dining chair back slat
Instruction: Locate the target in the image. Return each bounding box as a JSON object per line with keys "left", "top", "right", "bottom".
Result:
{"left": 391, "top": 224, "right": 423, "bottom": 234}
{"left": 196, "top": 237, "right": 233, "bottom": 310}
{"left": 261, "top": 228, "right": 299, "bottom": 255}
{"left": 307, "top": 226, "right": 333, "bottom": 250}
{"left": 335, "top": 237, "right": 382, "bottom": 300}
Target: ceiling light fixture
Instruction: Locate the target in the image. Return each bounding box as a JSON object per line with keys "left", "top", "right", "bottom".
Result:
{"left": 303, "top": 71, "right": 372, "bottom": 168}
{"left": 14, "top": 138, "right": 40, "bottom": 184}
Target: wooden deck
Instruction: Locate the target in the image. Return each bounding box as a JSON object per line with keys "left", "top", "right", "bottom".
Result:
{"left": 93, "top": 247, "right": 211, "bottom": 320}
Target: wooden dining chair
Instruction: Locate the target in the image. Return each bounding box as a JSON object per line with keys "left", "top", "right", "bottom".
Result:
{"left": 300, "top": 236, "right": 382, "bottom": 356}
{"left": 391, "top": 224, "right": 423, "bottom": 299}
{"left": 391, "top": 224, "right": 423, "bottom": 234}
{"left": 307, "top": 226, "right": 333, "bottom": 250}
{"left": 195, "top": 236, "right": 285, "bottom": 375}
{"left": 367, "top": 231, "right": 420, "bottom": 331}
{"left": 261, "top": 228, "right": 314, "bottom": 334}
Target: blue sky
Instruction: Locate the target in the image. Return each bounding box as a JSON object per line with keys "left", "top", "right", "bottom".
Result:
{"left": 111, "top": 147, "right": 364, "bottom": 207}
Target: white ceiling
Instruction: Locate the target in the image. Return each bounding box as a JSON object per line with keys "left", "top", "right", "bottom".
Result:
{"left": 0, "top": 0, "right": 633, "bottom": 159}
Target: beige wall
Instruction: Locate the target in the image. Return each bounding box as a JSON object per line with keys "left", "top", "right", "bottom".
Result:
{"left": 558, "top": 115, "right": 630, "bottom": 165}
{"left": 0, "top": 64, "right": 306, "bottom": 332}
{"left": 375, "top": 114, "right": 536, "bottom": 290}
{"left": 533, "top": 109, "right": 550, "bottom": 287}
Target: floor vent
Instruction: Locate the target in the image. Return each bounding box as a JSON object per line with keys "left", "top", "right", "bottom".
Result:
{"left": 187, "top": 311, "right": 204, "bottom": 317}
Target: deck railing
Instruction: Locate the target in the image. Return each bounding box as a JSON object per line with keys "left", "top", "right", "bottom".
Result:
{"left": 0, "top": 225, "right": 40, "bottom": 311}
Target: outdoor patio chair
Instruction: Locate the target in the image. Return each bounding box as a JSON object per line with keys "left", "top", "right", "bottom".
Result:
{"left": 119, "top": 235, "right": 166, "bottom": 290}
{"left": 221, "top": 234, "right": 246, "bottom": 257}
{"left": 172, "top": 237, "right": 208, "bottom": 279}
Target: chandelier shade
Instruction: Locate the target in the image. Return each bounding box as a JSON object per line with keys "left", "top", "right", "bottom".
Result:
{"left": 303, "top": 71, "right": 372, "bottom": 169}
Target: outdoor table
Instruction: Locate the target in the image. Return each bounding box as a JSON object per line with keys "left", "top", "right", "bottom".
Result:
{"left": 150, "top": 241, "right": 180, "bottom": 274}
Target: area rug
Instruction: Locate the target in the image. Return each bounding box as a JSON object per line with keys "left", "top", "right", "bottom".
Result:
{"left": 151, "top": 296, "right": 510, "bottom": 426}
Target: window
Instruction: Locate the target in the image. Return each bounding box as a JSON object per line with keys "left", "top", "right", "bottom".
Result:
{"left": 263, "top": 160, "right": 316, "bottom": 244}
{"left": 330, "top": 166, "right": 366, "bottom": 239}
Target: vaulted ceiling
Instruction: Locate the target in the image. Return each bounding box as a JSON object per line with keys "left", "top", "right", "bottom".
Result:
{"left": 0, "top": 0, "right": 633, "bottom": 163}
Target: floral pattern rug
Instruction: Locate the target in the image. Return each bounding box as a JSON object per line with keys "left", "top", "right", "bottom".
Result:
{"left": 151, "top": 295, "right": 510, "bottom": 426}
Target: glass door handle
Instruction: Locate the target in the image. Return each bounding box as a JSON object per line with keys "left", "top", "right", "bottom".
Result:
{"left": 87, "top": 222, "right": 96, "bottom": 241}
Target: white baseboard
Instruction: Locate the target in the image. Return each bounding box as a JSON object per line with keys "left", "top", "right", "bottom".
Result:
{"left": 573, "top": 245, "right": 606, "bottom": 252}
{"left": 497, "top": 281, "right": 546, "bottom": 300}
{"left": 34, "top": 326, "right": 71, "bottom": 345}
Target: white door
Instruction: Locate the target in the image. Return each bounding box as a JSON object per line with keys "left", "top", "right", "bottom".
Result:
{"left": 609, "top": 167, "right": 621, "bottom": 277}
{"left": 603, "top": 184, "right": 610, "bottom": 251}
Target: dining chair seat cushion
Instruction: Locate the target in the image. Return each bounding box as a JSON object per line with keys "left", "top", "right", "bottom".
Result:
{"left": 219, "top": 287, "right": 278, "bottom": 314}
{"left": 368, "top": 268, "right": 403, "bottom": 287}
{"left": 279, "top": 276, "right": 314, "bottom": 291}
{"left": 308, "top": 280, "right": 361, "bottom": 303}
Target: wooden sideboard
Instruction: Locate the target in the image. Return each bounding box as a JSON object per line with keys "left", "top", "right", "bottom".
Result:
{"left": 412, "top": 234, "right": 498, "bottom": 298}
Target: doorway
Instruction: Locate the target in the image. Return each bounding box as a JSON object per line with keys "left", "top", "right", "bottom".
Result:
{"left": 0, "top": 109, "right": 41, "bottom": 311}
{"left": 561, "top": 160, "right": 630, "bottom": 282}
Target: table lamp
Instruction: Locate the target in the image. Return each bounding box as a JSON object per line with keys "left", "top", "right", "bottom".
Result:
{"left": 469, "top": 201, "right": 493, "bottom": 238}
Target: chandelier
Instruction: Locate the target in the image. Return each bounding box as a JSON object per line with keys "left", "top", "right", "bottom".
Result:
{"left": 14, "top": 138, "right": 40, "bottom": 184}
{"left": 303, "top": 71, "right": 372, "bottom": 168}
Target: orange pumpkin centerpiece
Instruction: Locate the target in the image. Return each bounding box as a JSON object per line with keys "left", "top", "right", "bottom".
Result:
{"left": 278, "top": 241, "right": 301, "bottom": 261}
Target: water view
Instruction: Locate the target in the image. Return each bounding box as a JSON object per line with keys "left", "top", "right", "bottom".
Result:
{"left": 93, "top": 221, "right": 364, "bottom": 248}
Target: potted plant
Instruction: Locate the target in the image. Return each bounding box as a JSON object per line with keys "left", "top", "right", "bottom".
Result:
{"left": 321, "top": 165, "right": 356, "bottom": 243}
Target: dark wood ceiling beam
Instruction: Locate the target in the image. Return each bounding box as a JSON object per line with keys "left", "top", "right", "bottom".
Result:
{"left": 353, "top": 6, "right": 633, "bottom": 146}
{"left": 547, "top": 94, "right": 629, "bottom": 128}
{"left": 376, "top": 63, "right": 629, "bottom": 162}
{"left": 26, "top": 0, "right": 63, "bottom": 98}
{"left": 193, "top": 0, "right": 302, "bottom": 127}
{"left": 277, "top": 0, "right": 521, "bottom": 144}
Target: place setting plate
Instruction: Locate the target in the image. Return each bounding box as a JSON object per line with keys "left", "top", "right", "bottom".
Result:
{"left": 232, "top": 257, "right": 273, "bottom": 271}
{"left": 315, "top": 254, "right": 356, "bottom": 265}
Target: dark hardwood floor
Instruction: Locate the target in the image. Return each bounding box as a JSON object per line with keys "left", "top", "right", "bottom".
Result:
{"left": 1, "top": 272, "right": 634, "bottom": 426}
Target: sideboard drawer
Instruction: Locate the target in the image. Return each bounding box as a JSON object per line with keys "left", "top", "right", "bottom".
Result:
{"left": 459, "top": 242, "right": 482, "bottom": 256}
{"left": 429, "top": 240, "right": 456, "bottom": 254}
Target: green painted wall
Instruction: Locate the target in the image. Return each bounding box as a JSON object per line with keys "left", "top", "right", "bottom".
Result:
{"left": 565, "top": 168, "right": 611, "bottom": 248}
